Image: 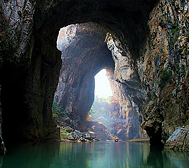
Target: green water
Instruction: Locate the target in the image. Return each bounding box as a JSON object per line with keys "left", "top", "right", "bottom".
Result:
{"left": 0, "top": 141, "right": 189, "bottom": 168}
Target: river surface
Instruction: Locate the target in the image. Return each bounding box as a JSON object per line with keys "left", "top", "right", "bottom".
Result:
{"left": 0, "top": 141, "right": 189, "bottom": 168}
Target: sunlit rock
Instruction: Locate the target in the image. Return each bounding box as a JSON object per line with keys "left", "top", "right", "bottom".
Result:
{"left": 106, "top": 34, "right": 146, "bottom": 140}
{"left": 165, "top": 126, "right": 189, "bottom": 151}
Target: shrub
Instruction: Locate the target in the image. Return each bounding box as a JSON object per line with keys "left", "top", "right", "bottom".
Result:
{"left": 158, "top": 69, "right": 173, "bottom": 88}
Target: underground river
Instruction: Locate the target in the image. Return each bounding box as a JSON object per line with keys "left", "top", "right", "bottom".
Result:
{"left": 0, "top": 141, "right": 189, "bottom": 168}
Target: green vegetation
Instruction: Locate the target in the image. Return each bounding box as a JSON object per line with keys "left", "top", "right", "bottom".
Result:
{"left": 171, "top": 26, "right": 179, "bottom": 34}
{"left": 89, "top": 96, "right": 117, "bottom": 132}
{"left": 185, "top": 32, "right": 189, "bottom": 38}
{"left": 60, "top": 127, "right": 69, "bottom": 139}
{"left": 170, "top": 24, "right": 180, "bottom": 43}
{"left": 89, "top": 96, "right": 111, "bottom": 118}
{"left": 158, "top": 69, "right": 173, "bottom": 88}
{"left": 52, "top": 101, "right": 67, "bottom": 117}
{"left": 52, "top": 112, "right": 59, "bottom": 119}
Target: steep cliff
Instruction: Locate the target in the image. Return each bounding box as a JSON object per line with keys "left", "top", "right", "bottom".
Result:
{"left": 106, "top": 34, "right": 146, "bottom": 140}
{"left": 105, "top": 0, "right": 189, "bottom": 149}
{"left": 138, "top": 0, "right": 189, "bottom": 148}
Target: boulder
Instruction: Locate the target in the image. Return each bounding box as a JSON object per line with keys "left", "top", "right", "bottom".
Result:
{"left": 165, "top": 126, "right": 189, "bottom": 151}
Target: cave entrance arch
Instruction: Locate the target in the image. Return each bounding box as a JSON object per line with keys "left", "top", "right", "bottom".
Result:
{"left": 53, "top": 23, "right": 115, "bottom": 131}
{"left": 1, "top": 0, "right": 157, "bottom": 144}
{"left": 53, "top": 23, "right": 142, "bottom": 141}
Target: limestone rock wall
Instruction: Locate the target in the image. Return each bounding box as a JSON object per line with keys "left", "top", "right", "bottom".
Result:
{"left": 138, "top": 0, "right": 189, "bottom": 147}
{"left": 0, "top": 0, "right": 37, "bottom": 143}
{"left": 0, "top": 0, "right": 61, "bottom": 143}
{"left": 105, "top": 35, "right": 145, "bottom": 140}
{"left": 103, "top": 0, "right": 189, "bottom": 149}
{"left": 104, "top": 0, "right": 189, "bottom": 148}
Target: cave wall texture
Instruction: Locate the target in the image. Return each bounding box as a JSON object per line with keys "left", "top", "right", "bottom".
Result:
{"left": 138, "top": 0, "right": 189, "bottom": 149}
{"left": 0, "top": 0, "right": 189, "bottom": 151}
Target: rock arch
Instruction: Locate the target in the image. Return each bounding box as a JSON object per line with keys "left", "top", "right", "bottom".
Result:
{"left": 1, "top": 0, "right": 157, "bottom": 143}
{"left": 54, "top": 23, "right": 142, "bottom": 140}
{"left": 54, "top": 23, "right": 115, "bottom": 129}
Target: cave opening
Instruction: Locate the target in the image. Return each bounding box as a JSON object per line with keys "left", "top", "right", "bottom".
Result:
{"left": 53, "top": 23, "right": 118, "bottom": 141}
{"left": 94, "top": 69, "right": 112, "bottom": 99}
{"left": 87, "top": 68, "right": 115, "bottom": 140}
{"left": 0, "top": 0, "right": 160, "bottom": 148}
{"left": 52, "top": 22, "right": 144, "bottom": 141}
{"left": 2, "top": 0, "right": 189, "bottom": 156}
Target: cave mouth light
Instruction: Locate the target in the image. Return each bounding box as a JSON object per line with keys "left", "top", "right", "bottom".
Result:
{"left": 94, "top": 69, "right": 112, "bottom": 98}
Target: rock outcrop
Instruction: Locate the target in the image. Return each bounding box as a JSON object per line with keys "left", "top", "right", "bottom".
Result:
{"left": 0, "top": 0, "right": 188, "bottom": 152}
{"left": 164, "top": 126, "right": 189, "bottom": 151}
{"left": 138, "top": 0, "right": 189, "bottom": 148}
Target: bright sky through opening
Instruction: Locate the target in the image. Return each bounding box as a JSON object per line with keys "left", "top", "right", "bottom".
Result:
{"left": 95, "top": 69, "right": 112, "bottom": 98}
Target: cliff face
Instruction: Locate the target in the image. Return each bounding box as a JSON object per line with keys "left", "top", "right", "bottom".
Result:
{"left": 105, "top": 0, "right": 189, "bottom": 148}
{"left": 0, "top": 0, "right": 61, "bottom": 143}
{"left": 105, "top": 36, "right": 145, "bottom": 140}
{"left": 0, "top": 0, "right": 188, "bottom": 152}
{"left": 139, "top": 0, "right": 189, "bottom": 147}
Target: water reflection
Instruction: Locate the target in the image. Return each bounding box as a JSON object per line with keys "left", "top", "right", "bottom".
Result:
{"left": 0, "top": 141, "right": 188, "bottom": 168}
{"left": 0, "top": 142, "right": 60, "bottom": 168}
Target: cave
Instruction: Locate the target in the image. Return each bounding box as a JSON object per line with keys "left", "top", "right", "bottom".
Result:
{"left": 53, "top": 24, "right": 142, "bottom": 141}
{"left": 1, "top": 0, "right": 189, "bottom": 153}
{"left": 1, "top": 0, "right": 156, "bottom": 144}
{"left": 54, "top": 23, "right": 115, "bottom": 131}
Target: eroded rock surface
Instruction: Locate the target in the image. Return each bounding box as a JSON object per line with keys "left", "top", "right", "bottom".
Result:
{"left": 138, "top": 0, "right": 189, "bottom": 147}
{"left": 165, "top": 126, "right": 189, "bottom": 151}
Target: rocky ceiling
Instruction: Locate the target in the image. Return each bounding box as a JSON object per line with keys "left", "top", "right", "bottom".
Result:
{"left": 35, "top": 0, "right": 158, "bottom": 60}
{"left": 1, "top": 0, "right": 157, "bottom": 143}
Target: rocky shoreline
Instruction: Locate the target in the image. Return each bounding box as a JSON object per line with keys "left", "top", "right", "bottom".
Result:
{"left": 59, "top": 127, "right": 100, "bottom": 143}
